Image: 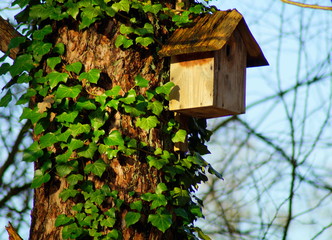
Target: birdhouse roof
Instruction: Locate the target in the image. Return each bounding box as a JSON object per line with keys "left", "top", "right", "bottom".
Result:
{"left": 159, "top": 9, "right": 268, "bottom": 67}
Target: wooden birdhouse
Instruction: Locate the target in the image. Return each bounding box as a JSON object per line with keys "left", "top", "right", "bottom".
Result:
{"left": 159, "top": 9, "right": 268, "bottom": 118}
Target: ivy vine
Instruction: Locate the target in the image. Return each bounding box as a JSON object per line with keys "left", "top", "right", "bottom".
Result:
{"left": 0, "top": 0, "right": 222, "bottom": 239}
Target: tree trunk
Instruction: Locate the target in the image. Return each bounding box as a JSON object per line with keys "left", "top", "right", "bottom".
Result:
{"left": 29, "top": 4, "right": 179, "bottom": 240}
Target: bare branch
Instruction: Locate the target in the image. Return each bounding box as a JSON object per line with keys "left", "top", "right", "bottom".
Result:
{"left": 280, "top": 0, "right": 332, "bottom": 11}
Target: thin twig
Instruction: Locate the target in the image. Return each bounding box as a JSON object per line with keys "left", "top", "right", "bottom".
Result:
{"left": 280, "top": 0, "right": 332, "bottom": 11}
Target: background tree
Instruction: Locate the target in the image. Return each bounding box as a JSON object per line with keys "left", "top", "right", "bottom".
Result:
{"left": 197, "top": 0, "right": 332, "bottom": 239}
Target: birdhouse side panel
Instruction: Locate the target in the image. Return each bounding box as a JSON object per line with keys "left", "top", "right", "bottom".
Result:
{"left": 215, "top": 28, "right": 247, "bottom": 115}
{"left": 169, "top": 52, "right": 215, "bottom": 112}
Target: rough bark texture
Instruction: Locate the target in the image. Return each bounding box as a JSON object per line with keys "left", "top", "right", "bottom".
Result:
{"left": 0, "top": 15, "right": 21, "bottom": 59}
{"left": 29, "top": 15, "right": 175, "bottom": 240}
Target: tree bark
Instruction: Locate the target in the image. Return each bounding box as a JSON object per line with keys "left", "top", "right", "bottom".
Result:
{"left": 29, "top": 11, "right": 176, "bottom": 240}
{"left": 0, "top": 16, "right": 21, "bottom": 59}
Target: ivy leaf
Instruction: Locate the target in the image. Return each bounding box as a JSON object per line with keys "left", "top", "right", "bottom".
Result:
{"left": 56, "top": 111, "right": 79, "bottom": 123}
{"left": 23, "top": 141, "right": 43, "bottom": 162}
{"left": 150, "top": 194, "right": 167, "bottom": 209}
{"left": 77, "top": 142, "right": 98, "bottom": 159}
{"left": 60, "top": 188, "right": 79, "bottom": 201}
{"left": 112, "top": 0, "right": 130, "bottom": 13}
{"left": 0, "top": 89, "right": 12, "bottom": 107}
{"left": 171, "top": 187, "right": 190, "bottom": 206}
{"left": 134, "top": 74, "right": 149, "bottom": 88}
{"left": 7, "top": 36, "right": 26, "bottom": 50}
{"left": 20, "top": 107, "right": 47, "bottom": 124}
{"left": 69, "top": 123, "right": 90, "bottom": 137}
{"left": 100, "top": 217, "right": 116, "bottom": 228}
{"left": 105, "top": 85, "right": 122, "bottom": 97}
{"left": 78, "top": 68, "right": 100, "bottom": 84}
{"left": 76, "top": 98, "right": 97, "bottom": 110}
{"left": 33, "top": 25, "right": 52, "bottom": 40}
{"left": 104, "top": 130, "right": 124, "bottom": 146}
{"left": 147, "top": 100, "right": 163, "bottom": 116}
{"left": 120, "top": 89, "right": 136, "bottom": 104}
{"left": 155, "top": 183, "right": 167, "bottom": 194}
{"left": 0, "top": 62, "right": 10, "bottom": 75}
{"left": 47, "top": 57, "right": 61, "bottom": 70}
{"left": 84, "top": 159, "right": 107, "bottom": 177}
{"left": 89, "top": 108, "right": 108, "bottom": 129}
{"left": 207, "top": 164, "right": 223, "bottom": 180}
{"left": 120, "top": 24, "right": 134, "bottom": 34}
{"left": 142, "top": 4, "right": 163, "bottom": 14}
{"left": 115, "top": 35, "right": 133, "bottom": 48}
{"left": 148, "top": 209, "right": 172, "bottom": 233}
{"left": 90, "top": 189, "right": 105, "bottom": 205}
{"left": 53, "top": 42, "right": 65, "bottom": 55}
{"left": 55, "top": 150, "right": 72, "bottom": 164}
{"left": 10, "top": 54, "right": 35, "bottom": 77}
{"left": 130, "top": 201, "right": 142, "bottom": 212}
{"left": 67, "top": 139, "right": 84, "bottom": 151}
{"left": 192, "top": 227, "right": 212, "bottom": 240}
{"left": 125, "top": 212, "right": 141, "bottom": 227}
{"left": 62, "top": 223, "right": 83, "bottom": 239}
{"left": 39, "top": 132, "right": 59, "bottom": 149}
{"left": 31, "top": 170, "right": 51, "bottom": 188}
{"left": 136, "top": 116, "right": 159, "bottom": 131}
{"left": 56, "top": 161, "right": 78, "bottom": 177}
{"left": 56, "top": 84, "right": 82, "bottom": 99}
{"left": 67, "top": 174, "right": 83, "bottom": 185}
{"left": 107, "top": 230, "right": 120, "bottom": 239}
{"left": 146, "top": 155, "right": 168, "bottom": 170}
{"left": 156, "top": 82, "right": 175, "bottom": 96}
{"left": 55, "top": 214, "right": 74, "bottom": 227}
{"left": 48, "top": 72, "right": 69, "bottom": 89}
{"left": 136, "top": 36, "right": 154, "bottom": 47}
{"left": 66, "top": 62, "right": 82, "bottom": 74}
{"left": 172, "top": 129, "right": 187, "bottom": 143}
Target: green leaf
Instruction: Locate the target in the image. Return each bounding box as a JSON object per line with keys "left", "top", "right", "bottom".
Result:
{"left": 77, "top": 142, "right": 98, "bottom": 159}
{"left": 47, "top": 57, "right": 61, "bottom": 70}
{"left": 67, "top": 174, "right": 83, "bottom": 185}
{"left": 0, "top": 89, "right": 12, "bottom": 107}
{"left": 76, "top": 98, "right": 96, "bottom": 110}
{"left": 10, "top": 54, "right": 35, "bottom": 77}
{"left": 23, "top": 141, "right": 43, "bottom": 162}
{"left": 33, "top": 25, "right": 52, "bottom": 40}
{"left": 105, "top": 85, "right": 122, "bottom": 97}
{"left": 190, "top": 205, "right": 203, "bottom": 218}
{"left": 100, "top": 217, "right": 116, "bottom": 228}
{"left": 72, "top": 203, "right": 84, "bottom": 212}
{"left": 69, "top": 123, "right": 90, "bottom": 137}
{"left": 84, "top": 159, "right": 107, "bottom": 177}
{"left": 125, "top": 212, "right": 141, "bottom": 227}
{"left": 104, "top": 130, "right": 124, "bottom": 146}
{"left": 148, "top": 209, "right": 172, "bottom": 233}
{"left": 107, "top": 229, "right": 120, "bottom": 239}
{"left": 172, "top": 129, "right": 187, "bottom": 143}
{"left": 64, "top": 0, "right": 80, "bottom": 19}
{"left": 67, "top": 139, "right": 84, "bottom": 151}
{"left": 53, "top": 42, "right": 65, "bottom": 55}
{"left": 30, "top": 42, "right": 52, "bottom": 61}
{"left": 66, "top": 62, "right": 82, "bottom": 74}
{"left": 90, "top": 189, "right": 105, "bottom": 205}
{"left": 112, "top": 0, "right": 130, "bottom": 12}
{"left": 89, "top": 108, "right": 108, "bottom": 129}
{"left": 78, "top": 68, "right": 100, "bottom": 84}
{"left": 31, "top": 170, "right": 51, "bottom": 188}
{"left": 56, "top": 111, "right": 78, "bottom": 123}
{"left": 142, "top": 4, "right": 163, "bottom": 14}
{"left": 56, "top": 161, "right": 78, "bottom": 177}
{"left": 136, "top": 116, "right": 159, "bottom": 131}
{"left": 150, "top": 194, "right": 167, "bottom": 209}
{"left": 56, "top": 84, "right": 82, "bottom": 99}
{"left": 192, "top": 227, "right": 212, "bottom": 240}
{"left": 174, "top": 208, "right": 189, "bottom": 221}
{"left": 0, "top": 63, "right": 10, "bottom": 75}
{"left": 62, "top": 223, "right": 83, "bottom": 239}
{"left": 136, "top": 36, "right": 154, "bottom": 47}
{"left": 55, "top": 150, "right": 72, "bottom": 164}
{"left": 134, "top": 74, "right": 149, "bottom": 88}
{"left": 39, "top": 132, "right": 59, "bottom": 149}
{"left": 60, "top": 188, "right": 79, "bottom": 201}
{"left": 155, "top": 183, "right": 167, "bottom": 194}
{"left": 119, "top": 89, "right": 136, "bottom": 104}
{"left": 130, "top": 200, "right": 142, "bottom": 212}
{"left": 120, "top": 24, "right": 134, "bottom": 34}
{"left": 171, "top": 187, "right": 190, "bottom": 206}
{"left": 55, "top": 214, "right": 74, "bottom": 227}
{"left": 20, "top": 107, "right": 47, "bottom": 124}
{"left": 156, "top": 82, "right": 175, "bottom": 95}
{"left": 207, "top": 164, "right": 223, "bottom": 179}
{"left": 147, "top": 100, "right": 163, "bottom": 116}
{"left": 8, "top": 36, "right": 26, "bottom": 51}
{"left": 115, "top": 34, "right": 133, "bottom": 48}
{"left": 146, "top": 155, "right": 168, "bottom": 170}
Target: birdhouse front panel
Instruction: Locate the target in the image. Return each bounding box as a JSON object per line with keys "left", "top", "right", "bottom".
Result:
{"left": 169, "top": 51, "right": 215, "bottom": 114}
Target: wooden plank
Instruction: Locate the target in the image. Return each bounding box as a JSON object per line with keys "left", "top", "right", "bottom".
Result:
{"left": 169, "top": 52, "right": 215, "bottom": 111}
